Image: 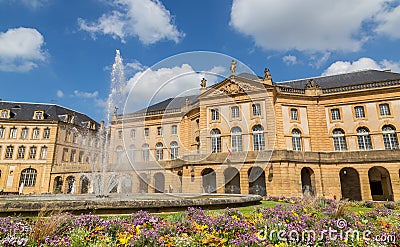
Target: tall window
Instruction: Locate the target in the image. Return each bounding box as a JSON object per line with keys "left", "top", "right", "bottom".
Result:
{"left": 62, "top": 148, "right": 68, "bottom": 161}
{"left": 43, "top": 128, "right": 50, "bottom": 139}
{"left": 0, "top": 127, "right": 4, "bottom": 138}
{"left": 252, "top": 125, "right": 265, "bottom": 150}
{"left": 5, "top": 146, "right": 13, "bottom": 159}
{"left": 231, "top": 106, "right": 240, "bottom": 119}
{"left": 331, "top": 108, "right": 341, "bottom": 120}
{"left": 116, "top": 146, "right": 123, "bottom": 164}
{"left": 29, "top": 146, "right": 37, "bottom": 159}
{"left": 156, "top": 143, "right": 163, "bottom": 160}
{"left": 118, "top": 130, "right": 122, "bottom": 139}
{"left": 9, "top": 128, "right": 17, "bottom": 138}
{"left": 130, "top": 129, "right": 136, "bottom": 138}
{"left": 170, "top": 141, "right": 178, "bottom": 159}
{"left": 290, "top": 108, "right": 298, "bottom": 121}
{"left": 231, "top": 127, "right": 242, "bottom": 152}
{"left": 72, "top": 133, "right": 78, "bottom": 144}
{"left": 332, "top": 129, "right": 347, "bottom": 151}
{"left": 70, "top": 149, "right": 76, "bottom": 162}
{"left": 292, "top": 129, "right": 302, "bottom": 151}
{"left": 18, "top": 146, "right": 25, "bottom": 159}
{"left": 252, "top": 104, "right": 261, "bottom": 116}
{"left": 21, "top": 128, "right": 28, "bottom": 139}
{"left": 171, "top": 125, "right": 178, "bottom": 135}
{"left": 354, "top": 106, "right": 365, "bottom": 119}
{"left": 142, "top": 144, "right": 149, "bottom": 162}
{"left": 41, "top": 146, "right": 48, "bottom": 160}
{"left": 19, "top": 168, "right": 37, "bottom": 187}
{"left": 211, "top": 129, "right": 221, "bottom": 153}
{"left": 144, "top": 128, "right": 149, "bottom": 137}
{"left": 379, "top": 103, "right": 391, "bottom": 116}
{"left": 211, "top": 109, "right": 219, "bottom": 121}
{"left": 128, "top": 145, "right": 135, "bottom": 162}
{"left": 382, "top": 125, "right": 398, "bottom": 150}
{"left": 157, "top": 127, "right": 162, "bottom": 136}
{"left": 32, "top": 128, "right": 39, "bottom": 139}
{"left": 356, "top": 127, "right": 372, "bottom": 150}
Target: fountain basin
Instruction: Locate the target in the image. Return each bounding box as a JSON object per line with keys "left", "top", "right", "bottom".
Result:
{"left": 0, "top": 193, "right": 262, "bottom": 216}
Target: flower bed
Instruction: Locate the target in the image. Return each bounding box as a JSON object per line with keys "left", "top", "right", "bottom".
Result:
{"left": 0, "top": 198, "right": 399, "bottom": 246}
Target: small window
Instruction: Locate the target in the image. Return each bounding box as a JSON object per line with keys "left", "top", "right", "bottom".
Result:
{"left": 252, "top": 104, "right": 261, "bottom": 116}
{"left": 354, "top": 106, "right": 365, "bottom": 119}
{"left": 211, "top": 109, "right": 219, "bottom": 121}
{"left": 130, "top": 129, "right": 136, "bottom": 138}
{"left": 9, "top": 128, "right": 17, "bottom": 139}
{"left": 144, "top": 128, "right": 149, "bottom": 137}
{"left": 118, "top": 130, "right": 122, "bottom": 139}
{"left": 32, "top": 128, "right": 40, "bottom": 139}
{"left": 0, "top": 127, "right": 5, "bottom": 138}
{"left": 231, "top": 106, "right": 240, "bottom": 119}
{"left": 43, "top": 128, "right": 50, "bottom": 139}
{"left": 5, "top": 146, "right": 13, "bottom": 159}
{"left": 41, "top": 146, "right": 48, "bottom": 160}
{"left": 331, "top": 108, "right": 341, "bottom": 121}
{"left": 157, "top": 127, "right": 162, "bottom": 136}
{"left": 1, "top": 109, "right": 9, "bottom": 119}
{"left": 18, "top": 146, "right": 25, "bottom": 159}
{"left": 379, "top": 103, "right": 391, "bottom": 116}
{"left": 72, "top": 133, "right": 78, "bottom": 144}
{"left": 21, "top": 128, "right": 28, "bottom": 139}
{"left": 290, "top": 108, "right": 298, "bottom": 121}
{"left": 171, "top": 125, "right": 178, "bottom": 135}
{"left": 29, "top": 146, "right": 37, "bottom": 159}
{"left": 33, "top": 111, "right": 44, "bottom": 120}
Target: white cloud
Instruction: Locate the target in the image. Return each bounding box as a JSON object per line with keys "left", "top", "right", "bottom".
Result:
{"left": 375, "top": 4, "right": 400, "bottom": 39}
{"left": 78, "top": 0, "right": 184, "bottom": 44}
{"left": 56, "top": 90, "right": 64, "bottom": 98}
{"left": 20, "top": 0, "right": 48, "bottom": 9}
{"left": 230, "top": 0, "right": 389, "bottom": 52}
{"left": 73, "top": 90, "right": 99, "bottom": 98}
{"left": 282, "top": 55, "right": 297, "bottom": 65}
{"left": 322, "top": 57, "right": 400, "bottom": 76}
{"left": 0, "top": 27, "right": 46, "bottom": 72}
{"left": 124, "top": 64, "right": 225, "bottom": 113}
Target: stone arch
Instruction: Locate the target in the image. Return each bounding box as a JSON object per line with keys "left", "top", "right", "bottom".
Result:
{"left": 301, "top": 167, "right": 315, "bottom": 196}
{"left": 224, "top": 167, "right": 241, "bottom": 194}
{"left": 154, "top": 172, "right": 165, "bottom": 193}
{"left": 339, "top": 168, "right": 362, "bottom": 201}
{"left": 248, "top": 166, "right": 266, "bottom": 196}
{"left": 368, "top": 166, "right": 393, "bottom": 201}
{"left": 80, "top": 175, "right": 89, "bottom": 194}
{"left": 66, "top": 176, "right": 76, "bottom": 194}
{"left": 53, "top": 176, "right": 63, "bottom": 193}
{"left": 201, "top": 168, "right": 216, "bottom": 193}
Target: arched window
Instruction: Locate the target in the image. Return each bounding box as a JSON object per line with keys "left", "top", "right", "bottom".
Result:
{"left": 156, "top": 142, "right": 163, "bottom": 160}
{"left": 332, "top": 128, "right": 347, "bottom": 151}
{"left": 128, "top": 144, "right": 135, "bottom": 162}
{"left": 170, "top": 141, "right": 178, "bottom": 159}
{"left": 357, "top": 127, "right": 372, "bottom": 150}
{"left": 142, "top": 144, "right": 149, "bottom": 162}
{"left": 210, "top": 129, "right": 221, "bottom": 153}
{"left": 116, "top": 146, "right": 123, "bottom": 164}
{"left": 382, "top": 125, "right": 399, "bottom": 150}
{"left": 292, "top": 129, "right": 302, "bottom": 151}
{"left": 252, "top": 125, "right": 265, "bottom": 151}
{"left": 20, "top": 168, "right": 37, "bottom": 187}
{"left": 231, "top": 127, "right": 242, "bottom": 152}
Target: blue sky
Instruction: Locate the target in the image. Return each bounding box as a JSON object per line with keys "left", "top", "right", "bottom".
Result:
{"left": 1, "top": 0, "right": 400, "bottom": 122}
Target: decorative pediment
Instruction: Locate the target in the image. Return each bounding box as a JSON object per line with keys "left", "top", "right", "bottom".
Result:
{"left": 210, "top": 81, "right": 260, "bottom": 96}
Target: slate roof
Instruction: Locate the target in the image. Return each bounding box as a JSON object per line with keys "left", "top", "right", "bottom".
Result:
{"left": 135, "top": 95, "right": 198, "bottom": 114}
{"left": 276, "top": 70, "right": 400, "bottom": 89}
{"left": 0, "top": 101, "right": 99, "bottom": 128}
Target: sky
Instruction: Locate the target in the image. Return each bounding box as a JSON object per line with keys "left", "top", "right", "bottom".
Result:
{"left": 1, "top": 0, "right": 400, "bottom": 122}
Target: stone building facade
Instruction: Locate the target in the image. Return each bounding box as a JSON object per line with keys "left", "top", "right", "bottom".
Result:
{"left": 0, "top": 101, "right": 101, "bottom": 194}
{"left": 110, "top": 68, "right": 400, "bottom": 201}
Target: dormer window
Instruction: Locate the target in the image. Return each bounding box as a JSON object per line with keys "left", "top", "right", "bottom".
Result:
{"left": 1, "top": 109, "right": 10, "bottom": 119}
{"left": 33, "top": 110, "right": 44, "bottom": 120}
{"left": 87, "top": 121, "right": 96, "bottom": 130}
{"left": 66, "top": 114, "right": 74, "bottom": 124}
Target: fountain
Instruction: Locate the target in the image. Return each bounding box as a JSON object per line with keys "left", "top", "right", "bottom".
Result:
{"left": 0, "top": 50, "right": 262, "bottom": 216}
